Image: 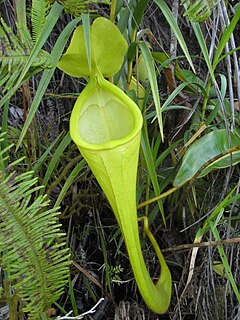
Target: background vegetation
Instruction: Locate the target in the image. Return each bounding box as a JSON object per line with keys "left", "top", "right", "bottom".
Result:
{"left": 0, "top": 0, "right": 239, "bottom": 319}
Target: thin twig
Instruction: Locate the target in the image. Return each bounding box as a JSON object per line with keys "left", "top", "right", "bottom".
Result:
{"left": 71, "top": 261, "right": 103, "bottom": 290}
{"left": 162, "top": 237, "right": 240, "bottom": 253}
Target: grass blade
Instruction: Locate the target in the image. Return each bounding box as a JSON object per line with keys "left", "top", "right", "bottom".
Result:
{"left": 141, "top": 125, "right": 165, "bottom": 225}
{"left": 212, "top": 6, "right": 240, "bottom": 70}
{"left": 40, "top": 133, "right": 72, "bottom": 194}
{"left": 139, "top": 41, "right": 163, "bottom": 141}
{"left": 54, "top": 159, "right": 86, "bottom": 208}
{"left": 190, "top": 22, "right": 215, "bottom": 79}
{"left": 153, "top": 0, "right": 195, "bottom": 73}
{"left": 32, "top": 133, "right": 63, "bottom": 174}
{"left": 132, "top": 0, "right": 149, "bottom": 29}
{"left": 16, "top": 18, "right": 80, "bottom": 150}
{"left": 81, "top": 12, "right": 91, "bottom": 72}
{"left": 210, "top": 222, "right": 240, "bottom": 303}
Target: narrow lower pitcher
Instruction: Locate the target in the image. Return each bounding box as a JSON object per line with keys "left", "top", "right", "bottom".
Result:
{"left": 70, "top": 72, "right": 171, "bottom": 314}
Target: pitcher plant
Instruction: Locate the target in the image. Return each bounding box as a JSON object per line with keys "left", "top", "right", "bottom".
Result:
{"left": 58, "top": 17, "right": 172, "bottom": 314}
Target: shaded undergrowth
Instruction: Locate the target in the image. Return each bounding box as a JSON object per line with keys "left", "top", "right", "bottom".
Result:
{"left": 0, "top": 1, "right": 240, "bottom": 319}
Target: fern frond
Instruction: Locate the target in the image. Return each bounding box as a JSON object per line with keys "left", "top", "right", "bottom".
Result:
{"left": 31, "top": 0, "right": 51, "bottom": 41}
{"left": 0, "top": 138, "right": 70, "bottom": 319}
{"left": 0, "top": 18, "right": 52, "bottom": 104}
{"left": 181, "top": 0, "right": 221, "bottom": 22}
{"left": 48, "top": 0, "right": 95, "bottom": 16}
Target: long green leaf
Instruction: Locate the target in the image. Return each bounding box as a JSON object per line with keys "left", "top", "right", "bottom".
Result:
{"left": 161, "top": 82, "right": 190, "bottom": 112}
{"left": 17, "top": 2, "right": 62, "bottom": 84}
{"left": 141, "top": 126, "right": 165, "bottom": 225}
{"left": 196, "top": 186, "right": 240, "bottom": 238}
{"left": 15, "top": 0, "right": 27, "bottom": 30}
{"left": 210, "top": 222, "right": 240, "bottom": 303}
{"left": 139, "top": 41, "right": 163, "bottom": 141}
{"left": 155, "top": 139, "right": 181, "bottom": 169}
{"left": 16, "top": 18, "right": 80, "bottom": 150}
{"left": 54, "top": 159, "right": 86, "bottom": 208}
{"left": 117, "top": 0, "right": 135, "bottom": 33}
{"left": 32, "top": 133, "right": 63, "bottom": 174}
{"left": 190, "top": 22, "right": 215, "bottom": 80}
{"left": 81, "top": 12, "right": 91, "bottom": 71}
{"left": 132, "top": 0, "right": 149, "bottom": 29}
{"left": 41, "top": 133, "right": 72, "bottom": 194}
{"left": 153, "top": 0, "right": 195, "bottom": 72}
{"left": 212, "top": 6, "right": 240, "bottom": 70}
{"left": 0, "top": 18, "right": 49, "bottom": 97}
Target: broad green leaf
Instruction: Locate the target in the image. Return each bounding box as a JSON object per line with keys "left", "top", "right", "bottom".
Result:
{"left": 58, "top": 17, "right": 128, "bottom": 77}
{"left": 178, "top": 69, "right": 205, "bottom": 88}
{"left": 173, "top": 129, "right": 240, "bottom": 187}
{"left": 175, "top": 69, "right": 210, "bottom": 96}
{"left": 128, "top": 42, "right": 137, "bottom": 61}
{"left": 132, "top": 0, "right": 149, "bottom": 29}
{"left": 199, "top": 149, "right": 240, "bottom": 178}
{"left": 213, "top": 261, "right": 227, "bottom": 279}
{"left": 152, "top": 51, "right": 170, "bottom": 67}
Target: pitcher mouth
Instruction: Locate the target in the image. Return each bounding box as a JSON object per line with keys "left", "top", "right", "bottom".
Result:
{"left": 70, "top": 74, "right": 143, "bottom": 151}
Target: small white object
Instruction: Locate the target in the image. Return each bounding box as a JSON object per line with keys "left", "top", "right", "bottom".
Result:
{"left": 55, "top": 298, "right": 104, "bottom": 320}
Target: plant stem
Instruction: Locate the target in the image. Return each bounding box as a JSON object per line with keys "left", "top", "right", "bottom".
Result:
{"left": 110, "top": 0, "right": 117, "bottom": 22}
{"left": 137, "top": 186, "right": 178, "bottom": 209}
{"left": 127, "top": 30, "right": 137, "bottom": 88}
{"left": 162, "top": 237, "right": 240, "bottom": 253}
{"left": 109, "top": 0, "right": 117, "bottom": 84}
